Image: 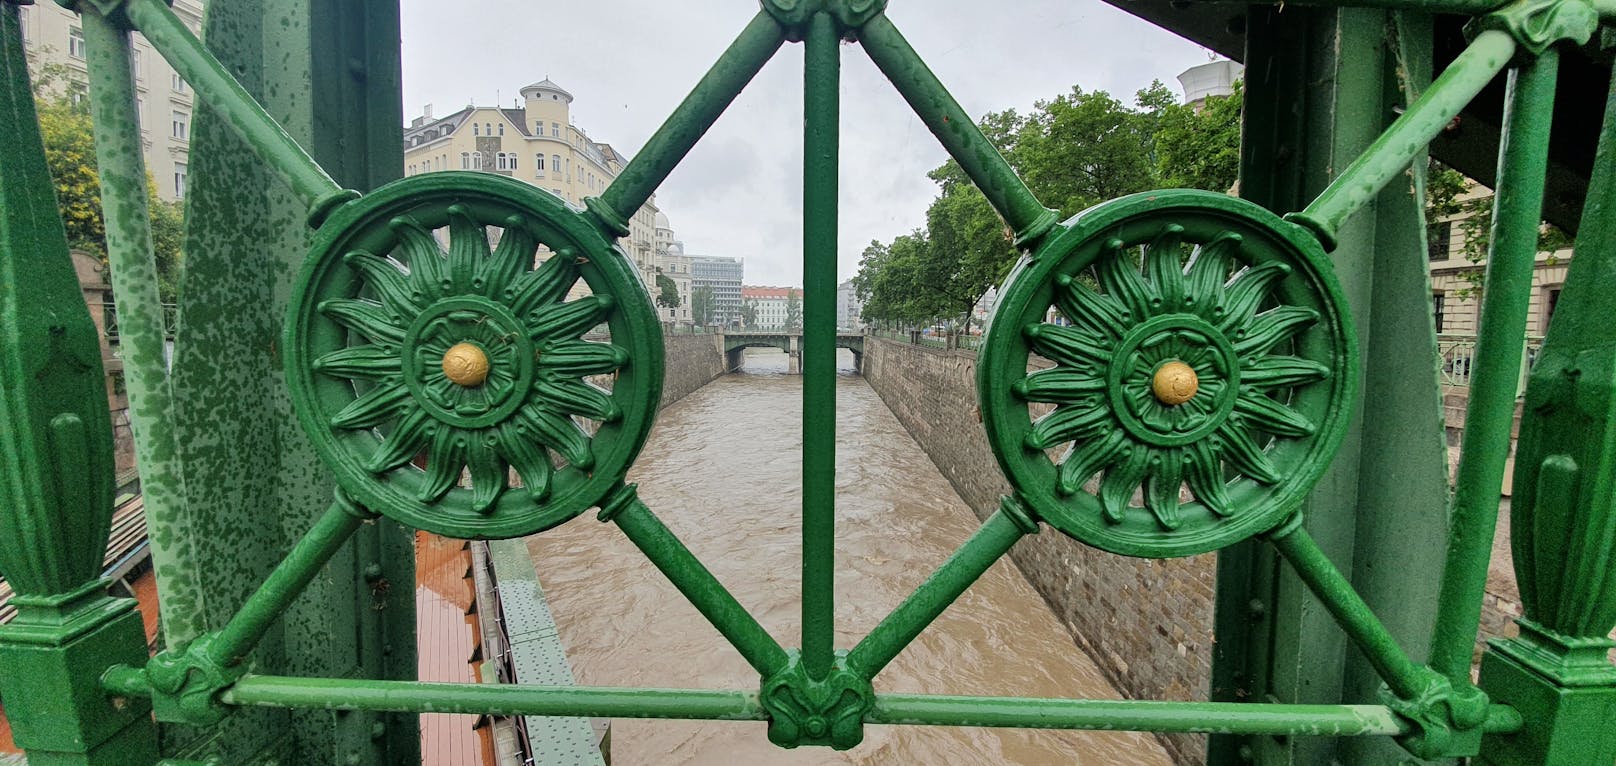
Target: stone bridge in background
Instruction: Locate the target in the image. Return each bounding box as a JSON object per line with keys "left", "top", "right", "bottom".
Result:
{"left": 720, "top": 331, "right": 864, "bottom": 373}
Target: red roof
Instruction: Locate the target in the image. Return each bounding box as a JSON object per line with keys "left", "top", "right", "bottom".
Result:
{"left": 741, "top": 286, "right": 803, "bottom": 299}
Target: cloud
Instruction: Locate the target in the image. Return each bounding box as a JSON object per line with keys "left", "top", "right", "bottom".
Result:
{"left": 401, "top": 0, "right": 1213, "bottom": 287}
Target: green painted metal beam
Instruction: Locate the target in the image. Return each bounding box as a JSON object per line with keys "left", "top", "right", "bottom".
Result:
{"left": 1429, "top": 50, "right": 1560, "bottom": 685}
{"left": 79, "top": 2, "right": 211, "bottom": 648}
{"left": 123, "top": 0, "right": 355, "bottom": 225}
{"left": 801, "top": 10, "right": 840, "bottom": 683}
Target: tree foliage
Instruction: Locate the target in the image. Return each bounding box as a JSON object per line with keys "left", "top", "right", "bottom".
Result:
{"left": 784, "top": 291, "right": 802, "bottom": 330}
{"left": 1426, "top": 160, "right": 1573, "bottom": 299}
{"left": 35, "top": 91, "right": 186, "bottom": 303}
{"left": 654, "top": 271, "right": 680, "bottom": 309}
{"left": 855, "top": 78, "right": 1243, "bottom": 327}
{"left": 740, "top": 299, "right": 758, "bottom": 329}
{"left": 690, "top": 285, "right": 715, "bottom": 326}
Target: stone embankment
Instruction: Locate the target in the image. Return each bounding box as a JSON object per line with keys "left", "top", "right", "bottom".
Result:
{"left": 861, "top": 337, "right": 1214, "bottom": 765}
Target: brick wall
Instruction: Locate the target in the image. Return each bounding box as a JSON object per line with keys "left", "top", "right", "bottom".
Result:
{"left": 862, "top": 337, "right": 1214, "bottom": 765}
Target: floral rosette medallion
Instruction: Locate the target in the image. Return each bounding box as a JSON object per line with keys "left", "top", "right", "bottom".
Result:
{"left": 977, "top": 190, "right": 1356, "bottom": 558}
{"left": 286, "top": 173, "right": 663, "bottom": 539}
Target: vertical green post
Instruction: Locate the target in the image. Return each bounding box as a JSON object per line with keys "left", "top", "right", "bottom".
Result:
{"left": 0, "top": 6, "right": 159, "bottom": 763}
{"left": 801, "top": 10, "right": 839, "bottom": 682}
{"left": 1429, "top": 50, "right": 1559, "bottom": 685}
{"left": 1477, "top": 52, "right": 1616, "bottom": 766}
{"left": 1215, "top": 7, "right": 1459, "bottom": 764}
{"left": 79, "top": 3, "right": 210, "bottom": 646}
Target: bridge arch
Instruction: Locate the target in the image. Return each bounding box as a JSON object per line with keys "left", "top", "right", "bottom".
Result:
{"left": 721, "top": 332, "right": 864, "bottom": 373}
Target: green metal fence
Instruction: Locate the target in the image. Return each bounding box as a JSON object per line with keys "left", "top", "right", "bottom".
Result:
{"left": 1, "top": 0, "right": 1614, "bottom": 763}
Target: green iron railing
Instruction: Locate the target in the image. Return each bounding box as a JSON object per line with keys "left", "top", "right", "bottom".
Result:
{"left": 1, "top": 0, "right": 1614, "bottom": 763}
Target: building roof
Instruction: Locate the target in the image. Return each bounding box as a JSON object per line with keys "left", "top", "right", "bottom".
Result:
{"left": 742, "top": 286, "right": 803, "bottom": 300}
{"left": 520, "top": 78, "right": 574, "bottom": 102}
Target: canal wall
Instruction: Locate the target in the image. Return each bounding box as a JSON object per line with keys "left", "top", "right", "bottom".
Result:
{"left": 861, "top": 337, "right": 1214, "bottom": 765}
{"left": 659, "top": 333, "right": 727, "bottom": 409}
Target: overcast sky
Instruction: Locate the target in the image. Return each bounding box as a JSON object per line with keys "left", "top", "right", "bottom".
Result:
{"left": 399, "top": 1, "right": 1214, "bottom": 288}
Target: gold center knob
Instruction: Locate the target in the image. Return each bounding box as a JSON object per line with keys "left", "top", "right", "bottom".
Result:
{"left": 442, "top": 342, "right": 490, "bottom": 387}
{"left": 1152, "top": 360, "right": 1199, "bottom": 406}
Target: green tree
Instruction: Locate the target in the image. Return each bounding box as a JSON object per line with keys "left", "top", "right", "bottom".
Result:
{"left": 691, "top": 285, "right": 715, "bottom": 326}
{"left": 1153, "top": 81, "right": 1243, "bottom": 192}
{"left": 1014, "top": 85, "right": 1161, "bottom": 215}
{"left": 654, "top": 271, "right": 680, "bottom": 309}
{"left": 35, "top": 91, "right": 185, "bottom": 303}
{"left": 740, "top": 299, "right": 758, "bottom": 329}
{"left": 784, "top": 291, "right": 802, "bottom": 330}
{"left": 1426, "top": 160, "right": 1572, "bottom": 299}
{"left": 855, "top": 77, "right": 1247, "bottom": 332}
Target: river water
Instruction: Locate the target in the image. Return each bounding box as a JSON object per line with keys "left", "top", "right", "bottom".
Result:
{"left": 528, "top": 349, "right": 1170, "bottom": 765}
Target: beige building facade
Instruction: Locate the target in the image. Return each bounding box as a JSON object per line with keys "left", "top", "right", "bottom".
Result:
{"left": 1428, "top": 184, "right": 1570, "bottom": 339}
{"left": 18, "top": 0, "right": 204, "bottom": 202}
{"left": 402, "top": 79, "right": 665, "bottom": 301}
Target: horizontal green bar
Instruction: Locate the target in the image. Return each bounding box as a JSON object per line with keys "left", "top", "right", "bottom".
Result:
{"left": 869, "top": 694, "right": 1412, "bottom": 736}
{"left": 123, "top": 0, "right": 355, "bottom": 225}
{"left": 100, "top": 668, "right": 1524, "bottom": 738}
{"left": 221, "top": 675, "right": 766, "bottom": 721}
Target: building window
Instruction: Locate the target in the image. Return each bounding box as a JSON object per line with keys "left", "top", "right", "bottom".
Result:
{"left": 172, "top": 73, "right": 188, "bottom": 93}
{"left": 551, "top": 122, "right": 559, "bottom": 137}
{"left": 174, "top": 163, "right": 188, "bottom": 199}
{"left": 551, "top": 155, "right": 561, "bottom": 175}
{"left": 498, "top": 122, "right": 505, "bottom": 136}
{"left": 1428, "top": 221, "right": 1451, "bottom": 260}
{"left": 1544, "top": 287, "right": 1562, "bottom": 332}
{"left": 69, "top": 27, "right": 86, "bottom": 59}
{"left": 471, "top": 151, "right": 482, "bottom": 169}
{"left": 460, "top": 151, "right": 472, "bottom": 169}
{"left": 1432, "top": 292, "right": 1446, "bottom": 333}
{"left": 131, "top": 48, "right": 143, "bottom": 80}
{"left": 171, "top": 110, "right": 189, "bottom": 140}
{"left": 535, "top": 154, "right": 545, "bottom": 176}
{"left": 473, "top": 123, "right": 479, "bottom": 136}
{"left": 485, "top": 123, "right": 491, "bottom": 136}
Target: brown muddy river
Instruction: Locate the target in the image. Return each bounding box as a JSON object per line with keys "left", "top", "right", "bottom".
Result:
{"left": 528, "top": 349, "right": 1170, "bottom": 765}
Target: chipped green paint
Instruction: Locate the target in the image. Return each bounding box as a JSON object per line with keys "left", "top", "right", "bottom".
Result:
{"left": 0, "top": 6, "right": 160, "bottom": 763}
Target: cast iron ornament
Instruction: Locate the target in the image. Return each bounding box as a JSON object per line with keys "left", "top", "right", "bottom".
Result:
{"left": 978, "top": 190, "right": 1356, "bottom": 558}
{"left": 286, "top": 173, "right": 663, "bottom": 538}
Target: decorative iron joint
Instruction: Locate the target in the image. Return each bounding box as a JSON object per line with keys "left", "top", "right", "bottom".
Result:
{"left": 142, "top": 634, "right": 247, "bottom": 726}
{"left": 760, "top": 650, "right": 874, "bottom": 749}
{"left": 1382, "top": 672, "right": 1491, "bottom": 760}
{"left": 760, "top": 0, "right": 888, "bottom": 41}
{"left": 1470, "top": 0, "right": 1598, "bottom": 57}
